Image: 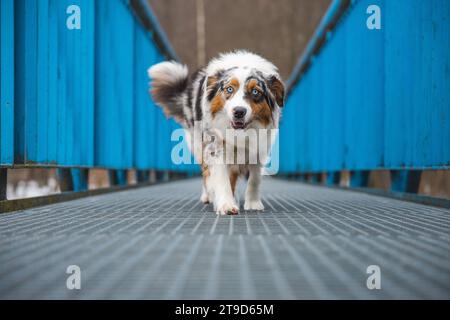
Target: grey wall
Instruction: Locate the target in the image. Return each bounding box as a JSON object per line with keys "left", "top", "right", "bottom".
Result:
{"left": 148, "top": 0, "right": 331, "bottom": 80}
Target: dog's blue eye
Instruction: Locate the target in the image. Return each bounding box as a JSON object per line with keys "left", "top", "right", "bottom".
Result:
{"left": 252, "top": 89, "right": 260, "bottom": 97}
{"left": 226, "top": 86, "right": 234, "bottom": 94}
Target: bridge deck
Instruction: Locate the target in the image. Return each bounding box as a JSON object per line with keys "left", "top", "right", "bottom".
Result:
{"left": 1, "top": 178, "right": 449, "bottom": 299}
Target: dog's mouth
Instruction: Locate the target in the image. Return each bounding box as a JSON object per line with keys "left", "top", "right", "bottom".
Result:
{"left": 231, "top": 120, "right": 247, "bottom": 130}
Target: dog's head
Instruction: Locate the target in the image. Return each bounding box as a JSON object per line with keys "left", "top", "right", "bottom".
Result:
{"left": 205, "top": 51, "right": 285, "bottom": 131}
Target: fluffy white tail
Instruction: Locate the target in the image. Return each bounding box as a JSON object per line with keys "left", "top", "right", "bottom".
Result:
{"left": 148, "top": 61, "right": 189, "bottom": 123}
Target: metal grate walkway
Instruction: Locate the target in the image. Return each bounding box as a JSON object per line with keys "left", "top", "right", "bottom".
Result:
{"left": 1, "top": 178, "right": 449, "bottom": 299}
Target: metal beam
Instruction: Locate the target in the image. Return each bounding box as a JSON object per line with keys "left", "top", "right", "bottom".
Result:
{"left": 390, "top": 170, "right": 422, "bottom": 194}
{"left": 57, "top": 168, "right": 73, "bottom": 192}
{"left": 350, "top": 170, "right": 370, "bottom": 188}
{"left": 0, "top": 169, "right": 7, "bottom": 200}
{"left": 71, "top": 168, "right": 89, "bottom": 191}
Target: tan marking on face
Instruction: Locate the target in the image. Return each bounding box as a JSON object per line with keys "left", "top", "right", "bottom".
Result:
{"left": 247, "top": 79, "right": 259, "bottom": 90}
{"left": 211, "top": 94, "right": 225, "bottom": 116}
{"left": 246, "top": 79, "right": 272, "bottom": 127}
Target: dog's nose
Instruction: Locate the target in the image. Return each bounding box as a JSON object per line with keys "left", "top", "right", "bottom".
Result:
{"left": 233, "top": 107, "right": 247, "bottom": 119}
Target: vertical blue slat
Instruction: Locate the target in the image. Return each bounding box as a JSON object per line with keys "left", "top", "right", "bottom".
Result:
{"left": 25, "top": 0, "right": 37, "bottom": 163}
{"left": 134, "top": 23, "right": 151, "bottom": 169}
{"left": 0, "top": 0, "right": 14, "bottom": 165}
{"left": 73, "top": 0, "right": 94, "bottom": 166}
{"left": 36, "top": 0, "right": 49, "bottom": 163}
{"left": 17, "top": 0, "right": 38, "bottom": 164}
{"left": 384, "top": 0, "right": 413, "bottom": 168}
{"left": 313, "top": 56, "right": 320, "bottom": 173}
{"left": 133, "top": 21, "right": 168, "bottom": 170}
{"left": 326, "top": 25, "right": 345, "bottom": 171}
{"left": 95, "top": 0, "right": 134, "bottom": 169}
{"left": 13, "top": 0, "right": 26, "bottom": 163}
{"left": 62, "top": 0, "right": 94, "bottom": 166}
{"left": 56, "top": 0, "right": 68, "bottom": 165}
{"left": 47, "top": 0, "right": 58, "bottom": 163}
{"left": 429, "top": 0, "right": 450, "bottom": 167}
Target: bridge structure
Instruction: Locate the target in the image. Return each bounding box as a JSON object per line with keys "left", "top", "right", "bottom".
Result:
{"left": 0, "top": 0, "right": 449, "bottom": 299}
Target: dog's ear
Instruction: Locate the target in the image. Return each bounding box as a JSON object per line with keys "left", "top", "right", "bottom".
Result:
{"left": 206, "top": 76, "right": 220, "bottom": 101}
{"left": 267, "top": 75, "right": 285, "bottom": 107}
{"left": 206, "top": 70, "right": 225, "bottom": 101}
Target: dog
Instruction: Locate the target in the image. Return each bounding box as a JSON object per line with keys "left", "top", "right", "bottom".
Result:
{"left": 148, "top": 50, "right": 285, "bottom": 215}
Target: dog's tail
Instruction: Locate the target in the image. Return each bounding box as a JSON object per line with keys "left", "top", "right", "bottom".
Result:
{"left": 148, "top": 61, "right": 189, "bottom": 124}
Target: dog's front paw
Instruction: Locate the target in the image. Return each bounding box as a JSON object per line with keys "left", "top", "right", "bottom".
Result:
{"left": 216, "top": 201, "right": 239, "bottom": 215}
{"left": 244, "top": 199, "right": 264, "bottom": 211}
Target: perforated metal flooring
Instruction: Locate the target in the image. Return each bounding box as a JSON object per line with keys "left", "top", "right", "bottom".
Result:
{"left": 1, "top": 178, "right": 449, "bottom": 299}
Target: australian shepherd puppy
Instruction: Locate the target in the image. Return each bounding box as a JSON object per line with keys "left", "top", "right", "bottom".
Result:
{"left": 148, "top": 50, "right": 285, "bottom": 215}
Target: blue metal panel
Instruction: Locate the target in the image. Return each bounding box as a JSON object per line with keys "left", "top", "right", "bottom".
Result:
{"left": 282, "top": 0, "right": 450, "bottom": 174}
{"left": 153, "top": 106, "right": 174, "bottom": 171}
{"left": 13, "top": 0, "right": 95, "bottom": 166}
{"left": 343, "top": 0, "right": 384, "bottom": 170}
{"left": 133, "top": 23, "right": 160, "bottom": 170}
{"left": 63, "top": 0, "right": 95, "bottom": 167}
{"left": 95, "top": 0, "right": 134, "bottom": 169}
{"left": 322, "top": 27, "right": 345, "bottom": 172}
{"left": 384, "top": 0, "right": 450, "bottom": 169}
{"left": 57, "top": 0, "right": 94, "bottom": 167}
{"left": 384, "top": 0, "right": 414, "bottom": 168}
{"left": 137, "top": 28, "right": 153, "bottom": 170}
{"left": 2, "top": 0, "right": 191, "bottom": 174}
{"left": 300, "top": 72, "right": 312, "bottom": 172}
{"left": 0, "top": 0, "right": 14, "bottom": 166}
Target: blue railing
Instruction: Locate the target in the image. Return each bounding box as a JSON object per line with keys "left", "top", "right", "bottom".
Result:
{"left": 0, "top": 0, "right": 196, "bottom": 177}
{"left": 280, "top": 0, "right": 450, "bottom": 182}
